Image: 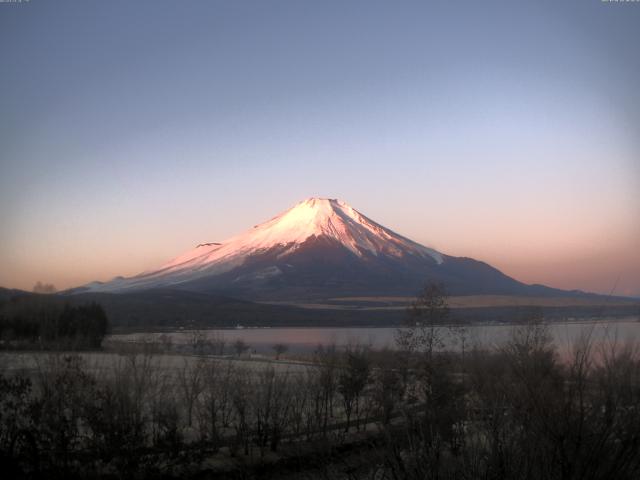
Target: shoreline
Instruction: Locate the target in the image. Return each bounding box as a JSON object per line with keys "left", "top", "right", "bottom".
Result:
{"left": 109, "top": 315, "right": 640, "bottom": 335}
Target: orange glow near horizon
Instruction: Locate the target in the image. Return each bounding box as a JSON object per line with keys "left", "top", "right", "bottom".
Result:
{"left": 2, "top": 196, "right": 638, "bottom": 297}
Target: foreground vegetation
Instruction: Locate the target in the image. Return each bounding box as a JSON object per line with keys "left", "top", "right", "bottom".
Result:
{"left": 2, "top": 320, "right": 640, "bottom": 479}
{"left": 2, "top": 284, "right": 640, "bottom": 479}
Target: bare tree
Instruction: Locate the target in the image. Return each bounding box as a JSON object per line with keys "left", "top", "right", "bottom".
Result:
{"left": 338, "top": 346, "right": 371, "bottom": 432}
{"left": 233, "top": 339, "right": 250, "bottom": 357}
{"left": 32, "top": 354, "right": 96, "bottom": 473}
{"left": 197, "top": 359, "right": 222, "bottom": 450}
{"left": 373, "top": 353, "right": 405, "bottom": 425}
{"left": 314, "top": 344, "right": 339, "bottom": 436}
{"left": 303, "top": 366, "right": 325, "bottom": 440}
{"left": 177, "top": 358, "right": 205, "bottom": 427}
{"left": 209, "top": 332, "right": 226, "bottom": 356}
{"left": 251, "top": 366, "right": 293, "bottom": 455}
{"left": 396, "top": 282, "right": 449, "bottom": 360}
{"left": 158, "top": 334, "right": 173, "bottom": 353}
{"left": 272, "top": 343, "right": 288, "bottom": 360}
{"left": 230, "top": 367, "right": 252, "bottom": 456}
{"left": 289, "top": 370, "right": 312, "bottom": 438}
{"left": 149, "top": 373, "right": 181, "bottom": 449}
{"left": 197, "top": 360, "right": 237, "bottom": 451}
{"left": 449, "top": 323, "right": 470, "bottom": 379}
{"left": 189, "top": 330, "right": 210, "bottom": 355}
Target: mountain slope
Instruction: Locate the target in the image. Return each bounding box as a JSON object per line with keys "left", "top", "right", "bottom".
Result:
{"left": 79, "top": 197, "right": 579, "bottom": 300}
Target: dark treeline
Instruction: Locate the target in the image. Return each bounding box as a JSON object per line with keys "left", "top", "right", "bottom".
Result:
{"left": 2, "top": 324, "right": 640, "bottom": 479}
{"left": 0, "top": 287, "right": 637, "bottom": 331}
{"left": 0, "top": 294, "right": 109, "bottom": 349}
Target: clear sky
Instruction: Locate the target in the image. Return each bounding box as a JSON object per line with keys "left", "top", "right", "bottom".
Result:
{"left": 1, "top": 0, "right": 639, "bottom": 296}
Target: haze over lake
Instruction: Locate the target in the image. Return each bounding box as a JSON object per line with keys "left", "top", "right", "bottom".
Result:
{"left": 111, "top": 318, "right": 640, "bottom": 355}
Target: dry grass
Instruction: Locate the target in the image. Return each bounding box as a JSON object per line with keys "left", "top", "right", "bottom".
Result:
{"left": 320, "top": 294, "right": 640, "bottom": 309}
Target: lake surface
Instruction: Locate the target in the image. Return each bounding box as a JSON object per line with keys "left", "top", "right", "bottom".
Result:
{"left": 110, "top": 317, "right": 640, "bottom": 355}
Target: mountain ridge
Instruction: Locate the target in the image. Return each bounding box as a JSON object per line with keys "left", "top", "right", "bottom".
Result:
{"left": 74, "top": 198, "right": 599, "bottom": 300}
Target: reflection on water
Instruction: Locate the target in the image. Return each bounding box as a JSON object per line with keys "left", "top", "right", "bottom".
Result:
{"left": 110, "top": 317, "right": 640, "bottom": 354}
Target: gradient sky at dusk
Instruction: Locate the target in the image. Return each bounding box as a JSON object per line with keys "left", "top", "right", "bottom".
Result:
{"left": 1, "top": 0, "right": 639, "bottom": 296}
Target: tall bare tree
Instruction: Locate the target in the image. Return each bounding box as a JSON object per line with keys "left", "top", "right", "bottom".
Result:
{"left": 396, "top": 282, "right": 449, "bottom": 360}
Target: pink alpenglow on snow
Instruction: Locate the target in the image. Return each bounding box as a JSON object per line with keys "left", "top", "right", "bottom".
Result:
{"left": 84, "top": 198, "right": 443, "bottom": 293}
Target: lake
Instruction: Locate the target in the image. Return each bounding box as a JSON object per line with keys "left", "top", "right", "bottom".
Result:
{"left": 109, "top": 317, "right": 640, "bottom": 355}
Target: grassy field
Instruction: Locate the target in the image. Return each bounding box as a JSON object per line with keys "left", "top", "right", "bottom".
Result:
{"left": 0, "top": 350, "right": 309, "bottom": 378}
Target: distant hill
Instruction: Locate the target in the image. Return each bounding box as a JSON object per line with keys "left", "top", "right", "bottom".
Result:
{"left": 0, "top": 287, "right": 33, "bottom": 303}
{"left": 2, "top": 287, "right": 636, "bottom": 331}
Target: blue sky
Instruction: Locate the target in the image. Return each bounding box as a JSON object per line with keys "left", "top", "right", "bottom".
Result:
{"left": 1, "top": 0, "right": 639, "bottom": 295}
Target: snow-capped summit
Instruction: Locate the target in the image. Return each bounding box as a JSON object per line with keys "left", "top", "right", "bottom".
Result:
{"left": 161, "top": 197, "right": 441, "bottom": 270}
{"left": 81, "top": 197, "right": 541, "bottom": 299}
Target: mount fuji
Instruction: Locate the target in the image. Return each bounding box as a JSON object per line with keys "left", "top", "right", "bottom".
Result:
{"left": 79, "top": 197, "right": 570, "bottom": 300}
